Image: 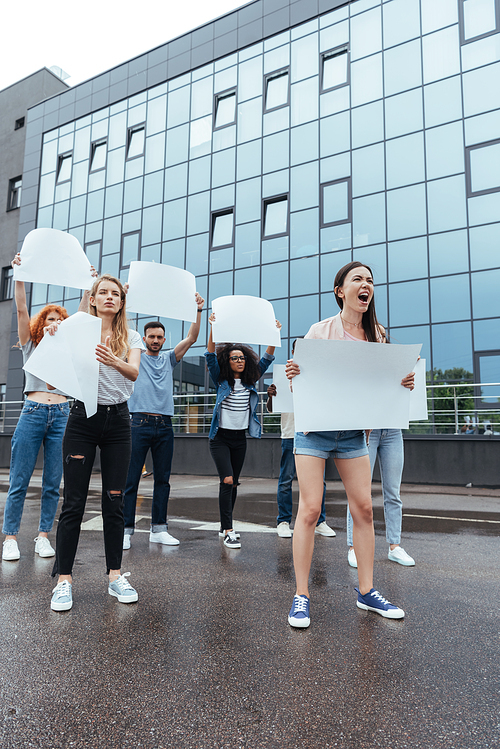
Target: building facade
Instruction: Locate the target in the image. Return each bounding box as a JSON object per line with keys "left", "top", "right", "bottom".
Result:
{"left": 5, "top": 0, "right": 500, "bottom": 423}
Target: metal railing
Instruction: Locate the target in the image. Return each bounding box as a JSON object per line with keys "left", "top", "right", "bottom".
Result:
{"left": 1, "top": 383, "right": 498, "bottom": 436}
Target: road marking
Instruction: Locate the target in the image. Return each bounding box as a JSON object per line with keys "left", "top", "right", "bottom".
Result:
{"left": 404, "top": 513, "right": 500, "bottom": 524}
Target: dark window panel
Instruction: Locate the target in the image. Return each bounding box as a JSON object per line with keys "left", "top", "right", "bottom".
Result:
{"left": 7, "top": 176, "right": 22, "bottom": 211}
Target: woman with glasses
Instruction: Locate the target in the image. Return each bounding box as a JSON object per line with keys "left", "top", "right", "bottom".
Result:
{"left": 205, "top": 315, "right": 279, "bottom": 549}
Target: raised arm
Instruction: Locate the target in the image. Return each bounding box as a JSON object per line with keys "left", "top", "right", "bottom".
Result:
{"left": 174, "top": 293, "right": 205, "bottom": 361}
{"left": 265, "top": 320, "right": 282, "bottom": 357}
{"left": 12, "top": 255, "right": 31, "bottom": 345}
{"left": 207, "top": 312, "right": 216, "bottom": 354}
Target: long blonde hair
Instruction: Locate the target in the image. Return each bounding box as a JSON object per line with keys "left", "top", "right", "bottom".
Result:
{"left": 88, "top": 274, "right": 130, "bottom": 359}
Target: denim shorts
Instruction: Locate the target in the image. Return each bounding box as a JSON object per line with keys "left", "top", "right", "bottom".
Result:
{"left": 294, "top": 430, "right": 368, "bottom": 460}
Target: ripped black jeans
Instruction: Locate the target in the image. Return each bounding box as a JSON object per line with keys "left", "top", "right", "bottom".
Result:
{"left": 52, "top": 401, "right": 131, "bottom": 576}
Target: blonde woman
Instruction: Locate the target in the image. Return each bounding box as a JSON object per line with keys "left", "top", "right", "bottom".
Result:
{"left": 50, "top": 275, "right": 143, "bottom": 612}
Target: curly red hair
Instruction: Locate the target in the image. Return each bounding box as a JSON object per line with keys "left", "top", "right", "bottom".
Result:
{"left": 29, "top": 305, "right": 69, "bottom": 346}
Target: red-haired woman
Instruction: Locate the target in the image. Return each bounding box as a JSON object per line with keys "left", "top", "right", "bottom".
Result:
{"left": 2, "top": 254, "right": 69, "bottom": 561}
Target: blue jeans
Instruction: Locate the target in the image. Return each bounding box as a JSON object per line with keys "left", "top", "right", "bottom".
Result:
{"left": 2, "top": 400, "right": 69, "bottom": 535}
{"left": 277, "top": 438, "right": 326, "bottom": 526}
{"left": 123, "top": 414, "right": 174, "bottom": 534}
{"left": 346, "top": 429, "right": 404, "bottom": 547}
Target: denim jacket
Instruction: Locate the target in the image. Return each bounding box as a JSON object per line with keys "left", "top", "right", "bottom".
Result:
{"left": 204, "top": 350, "right": 274, "bottom": 440}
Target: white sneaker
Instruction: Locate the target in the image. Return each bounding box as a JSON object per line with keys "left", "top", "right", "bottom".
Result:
{"left": 34, "top": 536, "right": 55, "bottom": 558}
{"left": 315, "top": 521, "right": 336, "bottom": 537}
{"left": 149, "top": 530, "right": 179, "bottom": 546}
{"left": 388, "top": 546, "right": 415, "bottom": 566}
{"left": 223, "top": 530, "right": 241, "bottom": 549}
{"left": 347, "top": 547, "right": 357, "bottom": 568}
{"left": 277, "top": 522, "right": 292, "bottom": 538}
{"left": 123, "top": 534, "right": 131, "bottom": 550}
{"left": 2, "top": 539, "right": 20, "bottom": 561}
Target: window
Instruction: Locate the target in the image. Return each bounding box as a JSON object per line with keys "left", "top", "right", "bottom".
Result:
{"left": 321, "top": 46, "right": 349, "bottom": 92}
{"left": 214, "top": 90, "right": 236, "bottom": 130}
{"left": 263, "top": 195, "right": 289, "bottom": 238}
{"left": 1, "top": 267, "right": 13, "bottom": 301}
{"left": 211, "top": 210, "right": 234, "bottom": 249}
{"left": 321, "top": 180, "right": 351, "bottom": 226}
{"left": 90, "top": 140, "right": 107, "bottom": 172}
{"left": 264, "top": 69, "right": 289, "bottom": 112}
{"left": 466, "top": 139, "right": 500, "bottom": 196}
{"left": 126, "top": 125, "right": 145, "bottom": 160}
{"left": 460, "top": 0, "right": 499, "bottom": 42}
{"left": 14, "top": 117, "right": 25, "bottom": 130}
{"left": 56, "top": 153, "right": 72, "bottom": 183}
{"left": 474, "top": 351, "right": 500, "bottom": 406}
{"left": 120, "top": 231, "right": 141, "bottom": 269}
{"left": 7, "top": 177, "right": 22, "bottom": 211}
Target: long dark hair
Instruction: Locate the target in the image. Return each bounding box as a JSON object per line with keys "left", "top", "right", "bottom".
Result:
{"left": 216, "top": 343, "right": 261, "bottom": 389}
{"left": 333, "top": 261, "right": 383, "bottom": 343}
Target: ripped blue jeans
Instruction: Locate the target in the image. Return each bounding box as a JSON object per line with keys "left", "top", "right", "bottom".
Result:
{"left": 52, "top": 400, "right": 131, "bottom": 576}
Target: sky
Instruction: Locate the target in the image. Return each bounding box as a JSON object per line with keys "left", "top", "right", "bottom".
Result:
{"left": 0, "top": 0, "right": 250, "bottom": 91}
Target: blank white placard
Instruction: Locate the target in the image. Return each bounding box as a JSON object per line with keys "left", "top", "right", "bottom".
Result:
{"left": 126, "top": 261, "right": 197, "bottom": 322}
{"left": 272, "top": 364, "right": 294, "bottom": 413}
{"left": 409, "top": 358, "right": 428, "bottom": 421}
{"left": 14, "top": 228, "right": 94, "bottom": 290}
{"left": 212, "top": 295, "right": 281, "bottom": 347}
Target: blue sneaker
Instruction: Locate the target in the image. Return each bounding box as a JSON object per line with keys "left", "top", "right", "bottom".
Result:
{"left": 51, "top": 580, "right": 73, "bottom": 611}
{"left": 288, "top": 594, "right": 310, "bottom": 628}
{"left": 355, "top": 588, "right": 404, "bottom": 619}
{"left": 108, "top": 572, "right": 138, "bottom": 603}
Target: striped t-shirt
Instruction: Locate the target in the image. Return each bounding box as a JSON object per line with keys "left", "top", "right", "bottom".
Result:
{"left": 97, "top": 329, "right": 144, "bottom": 405}
{"left": 219, "top": 379, "right": 250, "bottom": 430}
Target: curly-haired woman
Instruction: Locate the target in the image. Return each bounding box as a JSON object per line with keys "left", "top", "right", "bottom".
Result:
{"left": 50, "top": 274, "right": 143, "bottom": 611}
{"left": 2, "top": 254, "right": 70, "bottom": 562}
{"left": 205, "top": 314, "right": 279, "bottom": 549}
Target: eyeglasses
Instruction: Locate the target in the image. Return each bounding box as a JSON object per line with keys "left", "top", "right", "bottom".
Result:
{"left": 229, "top": 355, "right": 246, "bottom": 362}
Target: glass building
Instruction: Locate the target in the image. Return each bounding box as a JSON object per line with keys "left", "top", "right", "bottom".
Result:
{"left": 7, "top": 0, "right": 500, "bottom": 415}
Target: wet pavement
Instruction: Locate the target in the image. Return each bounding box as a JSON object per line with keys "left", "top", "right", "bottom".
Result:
{"left": 0, "top": 470, "right": 499, "bottom": 749}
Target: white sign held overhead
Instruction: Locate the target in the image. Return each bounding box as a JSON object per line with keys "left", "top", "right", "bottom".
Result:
{"left": 14, "top": 228, "right": 94, "bottom": 290}
{"left": 212, "top": 295, "right": 281, "bottom": 347}
{"left": 409, "top": 358, "right": 428, "bottom": 422}
{"left": 292, "top": 339, "right": 421, "bottom": 432}
{"left": 23, "top": 312, "right": 102, "bottom": 418}
{"left": 126, "top": 261, "right": 197, "bottom": 322}
{"left": 271, "top": 364, "right": 294, "bottom": 414}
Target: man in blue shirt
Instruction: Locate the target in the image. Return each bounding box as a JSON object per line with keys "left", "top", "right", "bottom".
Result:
{"left": 123, "top": 293, "right": 204, "bottom": 549}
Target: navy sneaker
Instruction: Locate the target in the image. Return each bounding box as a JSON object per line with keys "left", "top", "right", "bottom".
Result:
{"left": 355, "top": 588, "right": 404, "bottom": 619}
{"left": 288, "top": 594, "right": 310, "bottom": 628}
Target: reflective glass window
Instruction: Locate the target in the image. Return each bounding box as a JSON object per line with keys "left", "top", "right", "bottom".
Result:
{"left": 463, "top": 62, "right": 500, "bottom": 117}
{"left": 145, "top": 133, "right": 165, "bottom": 174}
{"left": 237, "top": 140, "right": 262, "bottom": 181}
{"left": 142, "top": 204, "right": 162, "bottom": 247}
{"left": 474, "top": 318, "right": 500, "bottom": 350}
{"left": 351, "top": 53, "right": 383, "bottom": 107}
{"left": 163, "top": 198, "right": 186, "bottom": 241}
{"left": 468, "top": 141, "right": 500, "bottom": 193}
{"left": 470, "top": 222, "right": 500, "bottom": 270}
{"left": 389, "top": 280, "right": 429, "bottom": 327}
{"left": 461, "top": 33, "right": 500, "bottom": 71}
{"left": 209, "top": 271, "right": 233, "bottom": 304}
{"left": 383, "top": 0, "right": 421, "bottom": 48}
{"left": 425, "top": 122, "right": 465, "bottom": 181}
{"left": 120, "top": 231, "right": 140, "bottom": 268}
{"left": 39, "top": 172, "right": 55, "bottom": 207}
{"left": 166, "top": 124, "right": 189, "bottom": 165}
{"left": 384, "top": 40, "right": 422, "bottom": 97}
{"left": 85, "top": 241, "right": 101, "bottom": 272}
{"left": 320, "top": 19, "right": 348, "bottom": 51}
{"left": 191, "top": 77, "right": 213, "bottom": 121}
{"left": 190, "top": 116, "right": 212, "bottom": 159}
{"left": 353, "top": 244, "right": 387, "bottom": 284}
{"left": 237, "top": 98, "right": 263, "bottom": 143}
{"left": 290, "top": 256, "right": 319, "bottom": 296}
{"left": 186, "top": 233, "right": 208, "bottom": 276}
{"left": 477, "top": 354, "right": 500, "bottom": 403}
{"left": 385, "top": 89, "right": 423, "bottom": 139}
{"left": 321, "top": 223, "right": 352, "bottom": 253}
{"left": 162, "top": 238, "right": 186, "bottom": 269}
{"left": 320, "top": 111, "right": 350, "bottom": 157}
{"left": 127, "top": 126, "right": 145, "bottom": 160}
{"left": 41, "top": 139, "right": 58, "bottom": 175}
{"left": 263, "top": 107, "right": 289, "bottom": 137}
{"left": 188, "top": 157, "right": 210, "bottom": 195}
{"left": 468, "top": 191, "right": 500, "bottom": 225}
{"left": 388, "top": 237, "right": 428, "bottom": 282}
{"left": 322, "top": 47, "right": 349, "bottom": 91}
{"left": 167, "top": 85, "right": 190, "bottom": 128}
{"left": 352, "top": 143, "right": 385, "bottom": 196}
{"left": 427, "top": 175, "right": 467, "bottom": 233}
{"left": 350, "top": 7, "right": 382, "bottom": 61}
{"left": 263, "top": 196, "right": 288, "bottom": 237}
{"left": 105, "top": 148, "right": 125, "bottom": 187}
{"left": 422, "top": 27, "right": 461, "bottom": 84}
{"left": 236, "top": 178, "right": 261, "bottom": 224}
{"left": 141, "top": 244, "right": 161, "bottom": 263}
{"left": 290, "top": 295, "right": 319, "bottom": 337}
{"left": 37, "top": 206, "right": 53, "bottom": 228}
{"left": 322, "top": 180, "right": 350, "bottom": 224}
{"left": 265, "top": 70, "right": 289, "bottom": 111}
{"left": 320, "top": 250, "right": 351, "bottom": 292}
{"left": 164, "top": 164, "right": 187, "bottom": 202}
{"left": 211, "top": 210, "right": 234, "bottom": 248}
{"left": 125, "top": 156, "right": 144, "bottom": 181}
{"left": 264, "top": 43, "right": 290, "bottom": 75}
{"left": 86, "top": 189, "right": 105, "bottom": 223}
{"left": 432, "top": 321, "right": 473, "bottom": 373}
{"left": 290, "top": 208, "right": 319, "bottom": 258}
{"left": 235, "top": 221, "right": 261, "bottom": 268}
{"left": 387, "top": 184, "right": 427, "bottom": 241}
{"left": 238, "top": 56, "right": 263, "bottom": 102}
{"left": 321, "top": 152, "right": 350, "bottom": 183}
{"left": 291, "top": 162, "right": 319, "bottom": 211}
{"left": 291, "top": 122, "right": 319, "bottom": 166}
{"left": 353, "top": 192, "right": 386, "bottom": 247}
{"left": 291, "top": 77, "right": 319, "bottom": 126}
{"left": 320, "top": 86, "right": 350, "bottom": 117}
{"left": 123, "top": 177, "right": 143, "bottom": 214}
{"left": 146, "top": 95, "right": 167, "bottom": 136}
{"left": 261, "top": 260, "right": 288, "bottom": 301}
{"left": 69, "top": 196, "right": 86, "bottom": 228}
{"left": 291, "top": 32, "right": 319, "bottom": 82}
{"left": 212, "top": 148, "right": 235, "bottom": 188}
{"left": 88, "top": 170, "right": 105, "bottom": 193}
{"left": 73, "top": 127, "right": 90, "bottom": 164}
{"left": 390, "top": 325, "right": 431, "bottom": 367}
{"left": 56, "top": 153, "right": 72, "bottom": 183}
{"left": 211, "top": 185, "right": 234, "bottom": 212}
{"left": 234, "top": 266, "right": 260, "bottom": 296}
{"left": 431, "top": 274, "right": 471, "bottom": 323}
{"left": 352, "top": 101, "right": 384, "bottom": 147}
{"left": 271, "top": 299, "right": 289, "bottom": 341}
{"left": 214, "top": 91, "right": 236, "bottom": 129}
{"left": 215, "top": 65, "right": 237, "bottom": 92}
{"left": 263, "top": 130, "right": 289, "bottom": 173}
{"left": 421, "top": 0, "right": 458, "bottom": 34}
{"left": 386, "top": 133, "right": 425, "bottom": 189}
{"left": 424, "top": 76, "right": 463, "bottom": 128}
{"left": 261, "top": 235, "right": 289, "bottom": 264}
{"left": 90, "top": 141, "right": 106, "bottom": 172}
{"left": 122, "top": 210, "right": 141, "bottom": 233}
{"left": 463, "top": 0, "right": 497, "bottom": 40}
{"left": 429, "top": 229, "right": 469, "bottom": 276}
{"left": 187, "top": 191, "right": 210, "bottom": 236}
{"left": 210, "top": 247, "right": 233, "bottom": 273}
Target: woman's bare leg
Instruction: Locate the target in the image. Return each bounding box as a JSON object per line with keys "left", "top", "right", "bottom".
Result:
{"left": 292, "top": 455, "right": 325, "bottom": 597}
{"left": 335, "top": 455, "right": 374, "bottom": 595}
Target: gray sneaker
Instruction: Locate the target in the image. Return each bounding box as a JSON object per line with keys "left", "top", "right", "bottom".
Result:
{"left": 51, "top": 580, "right": 73, "bottom": 611}
{"left": 108, "top": 572, "right": 138, "bottom": 603}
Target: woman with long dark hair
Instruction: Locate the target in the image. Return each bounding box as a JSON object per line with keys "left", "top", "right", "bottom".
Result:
{"left": 205, "top": 315, "right": 279, "bottom": 549}
{"left": 2, "top": 254, "right": 70, "bottom": 562}
{"left": 285, "top": 261, "right": 415, "bottom": 627}
{"left": 50, "top": 274, "right": 143, "bottom": 611}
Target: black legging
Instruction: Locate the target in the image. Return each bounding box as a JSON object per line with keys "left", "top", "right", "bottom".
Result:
{"left": 209, "top": 428, "right": 247, "bottom": 531}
